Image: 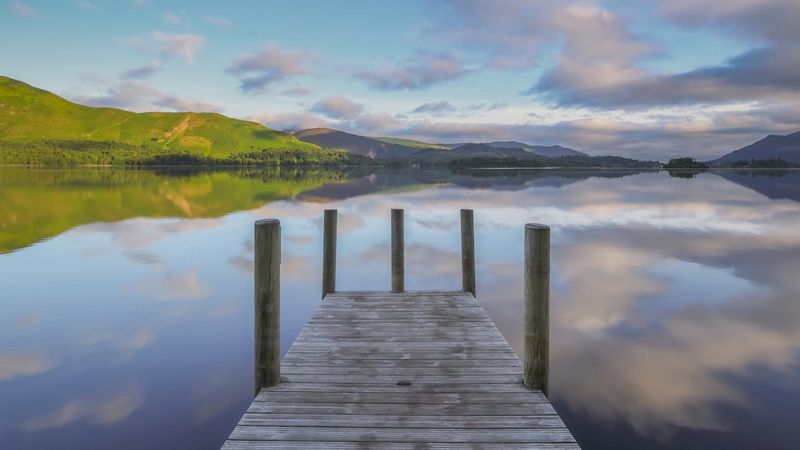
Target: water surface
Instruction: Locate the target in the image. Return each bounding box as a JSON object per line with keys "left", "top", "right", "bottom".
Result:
{"left": 2, "top": 167, "right": 799, "bottom": 449}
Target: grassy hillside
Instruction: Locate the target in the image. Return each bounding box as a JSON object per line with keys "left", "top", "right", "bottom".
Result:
{"left": 0, "top": 76, "right": 349, "bottom": 165}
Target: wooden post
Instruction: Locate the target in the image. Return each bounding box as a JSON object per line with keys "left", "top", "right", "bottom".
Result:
{"left": 461, "top": 209, "right": 476, "bottom": 296}
{"left": 391, "top": 209, "right": 404, "bottom": 293}
{"left": 524, "top": 223, "right": 549, "bottom": 396}
{"left": 322, "top": 209, "right": 337, "bottom": 298}
{"left": 254, "top": 219, "right": 280, "bottom": 395}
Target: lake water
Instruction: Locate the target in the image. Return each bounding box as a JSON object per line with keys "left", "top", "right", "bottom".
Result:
{"left": 1, "top": 167, "right": 799, "bottom": 449}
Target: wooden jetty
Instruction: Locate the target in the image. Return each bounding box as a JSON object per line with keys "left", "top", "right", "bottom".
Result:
{"left": 223, "top": 210, "right": 579, "bottom": 449}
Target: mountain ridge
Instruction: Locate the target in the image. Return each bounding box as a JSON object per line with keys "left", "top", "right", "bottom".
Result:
{"left": 293, "top": 128, "right": 589, "bottom": 160}
{"left": 293, "top": 128, "right": 427, "bottom": 159}
{"left": 713, "top": 131, "right": 800, "bottom": 165}
{"left": 486, "top": 141, "right": 588, "bottom": 157}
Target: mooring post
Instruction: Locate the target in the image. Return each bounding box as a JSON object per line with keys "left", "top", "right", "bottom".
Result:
{"left": 391, "top": 209, "right": 404, "bottom": 293}
{"left": 322, "top": 209, "right": 337, "bottom": 298}
{"left": 254, "top": 219, "right": 281, "bottom": 395}
{"left": 524, "top": 223, "right": 550, "bottom": 396}
{"left": 461, "top": 209, "right": 476, "bottom": 296}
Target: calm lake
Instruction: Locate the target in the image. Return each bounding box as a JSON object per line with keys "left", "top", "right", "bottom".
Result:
{"left": 1, "top": 167, "right": 799, "bottom": 449}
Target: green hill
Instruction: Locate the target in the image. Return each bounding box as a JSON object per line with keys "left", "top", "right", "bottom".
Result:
{"left": 0, "top": 76, "right": 349, "bottom": 165}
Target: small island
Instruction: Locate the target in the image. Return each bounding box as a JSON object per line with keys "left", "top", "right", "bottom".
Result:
{"left": 663, "top": 157, "right": 710, "bottom": 169}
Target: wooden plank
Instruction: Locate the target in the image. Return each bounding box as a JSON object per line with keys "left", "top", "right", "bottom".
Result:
{"left": 254, "top": 392, "right": 546, "bottom": 404}
{"left": 246, "top": 401, "right": 559, "bottom": 416}
{"left": 259, "top": 383, "right": 536, "bottom": 394}
{"left": 224, "top": 290, "right": 578, "bottom": 448}
{"left": 294, "top": 338, "right": 509, "bottom": 345}
{"left": 224, "top": 442, "right": 581, "bottom": 450}
{"left": 280, "top": 374, "right": 525, "bottom": 384}
{"left": 280, "top": 359, "right": 522, "bottom": 368}
{"left": 228, "top": 426, "right": 576, "bottom": 443}
{"left": 280, "top": 366, "right": 523, "bottom": 376}
{"left": 292, "top": 343, "right": 510, "bottom": 349}
{"left": 280, "top": 351, "right": 519, "bottom": 361}
{"left": 237, "top": 413, "right": 567, "bottom": 429}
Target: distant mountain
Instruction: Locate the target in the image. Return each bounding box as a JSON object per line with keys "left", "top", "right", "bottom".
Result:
{"left": 714, "top": 131, "right": 800, "bottom": 165}
{"left": 411, "top": 143, "right": 535, "bottom": 162}
{"left": 291, "top": 130, "right": 653, "bottom": 167}
{"left": 0, "top": 76, "right": 322, "bottom": 160}
{"left": 487, "top": 141, "right": 588, "bottom": 157}
{"left": 373, "top": 137, "right": 448, "bottom": 150}
{"left": 294, "top": 128, "right": 431, "bottom": 159}
{"left": 437, "top": 141, "right": 587, "bottom": 157}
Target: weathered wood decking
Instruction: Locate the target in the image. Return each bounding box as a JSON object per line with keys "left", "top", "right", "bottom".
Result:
{"left": 223, "top": 290, "right": 579, "bottom": 449}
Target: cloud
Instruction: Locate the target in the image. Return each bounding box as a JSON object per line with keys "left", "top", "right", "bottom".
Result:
{"left": 162, "top": 11, "right": 188, "bottom": 26}
{"left": 131, "top": 32, "right": 205, "bottom": 61}
{"left": 0, "top": 353, "right": 55, "bottom": 381}
{"left": 355, "top": 50, "right": 467, "bottom": 91}
{"left": 204, "top": 15, "right": 232, "bottom": 27}
{"left": 660, "top": 0, "right": 800, "bottom": 44}
{"left": 74, "top": 80, "right": 223, "bottom": 113}
{"left": 280, "top": 87, "right": 310, "bottom": 97}
{"left": 411, "top": 101, "right": 455, "bottom": 114}
{"left": 433, "top": 0, "right": 555, "bottom": 70}
{"left": 23, "top": 384, "right": 144, "bottom": 430}
{"left": 525, "top": 4, "right": 660, "bottom": 107}
{"left": 227, "top": 43, "right": 315, "bottom": 94}
{"left": 351, "top": 112, "right": 403, "bottom": 132}
{"left": 520, "top": 1, "right": 800, "bottom": 109}
{"left": 250, "top": 111, "right": 333, "bottom": 131}
{"left": 533, "top": 44, "right": 800, "bottom": 108}
{"left": 431, "top": 1, "right": 800, "bottom": 112}
{"left": 119, "top": 60, "right": 161, "bottom": 80}
{"left": 10, "top": 0, "right": 34, "bottom": 17}
{"left": 310, "top": 96, "right": 364, "bottom": 120}
{"left": 135, "top": 271, "right": 210, "bottom": 302}
{"left": 409, "top": 101, "right": 509, "bottom": 117}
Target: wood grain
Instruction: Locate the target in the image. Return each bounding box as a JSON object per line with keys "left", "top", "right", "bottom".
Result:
{"left": 224, "top": 290, "right": 578, "bottom": 449}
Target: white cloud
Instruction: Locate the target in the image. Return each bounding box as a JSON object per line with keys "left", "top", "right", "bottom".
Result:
{"left": 131, "top": 31, "right": 205, "bottom": 61}
{"left": 162, "top": 11, "right": 188, "bottom": 26}
{"left": 204, "top": 15, "right": 232, "bottom": 28}
{"left": 310, "top": 96, "right": 364, "bottom": 120}
{"left": 227, "top": 42, "right": 315, "bottom": 94}
{"left": 355, "top": 50, "right": 468, "bottom": 91}
{"left": 250, "top": 111, "right": 333, "bottom": 131}
{"left": 73, "top": 80, "right": 223, "bottom": 113}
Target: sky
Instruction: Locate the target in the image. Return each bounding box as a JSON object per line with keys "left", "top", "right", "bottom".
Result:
{"left": 1, "top": 0, "right": 799, "bottom": 160}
